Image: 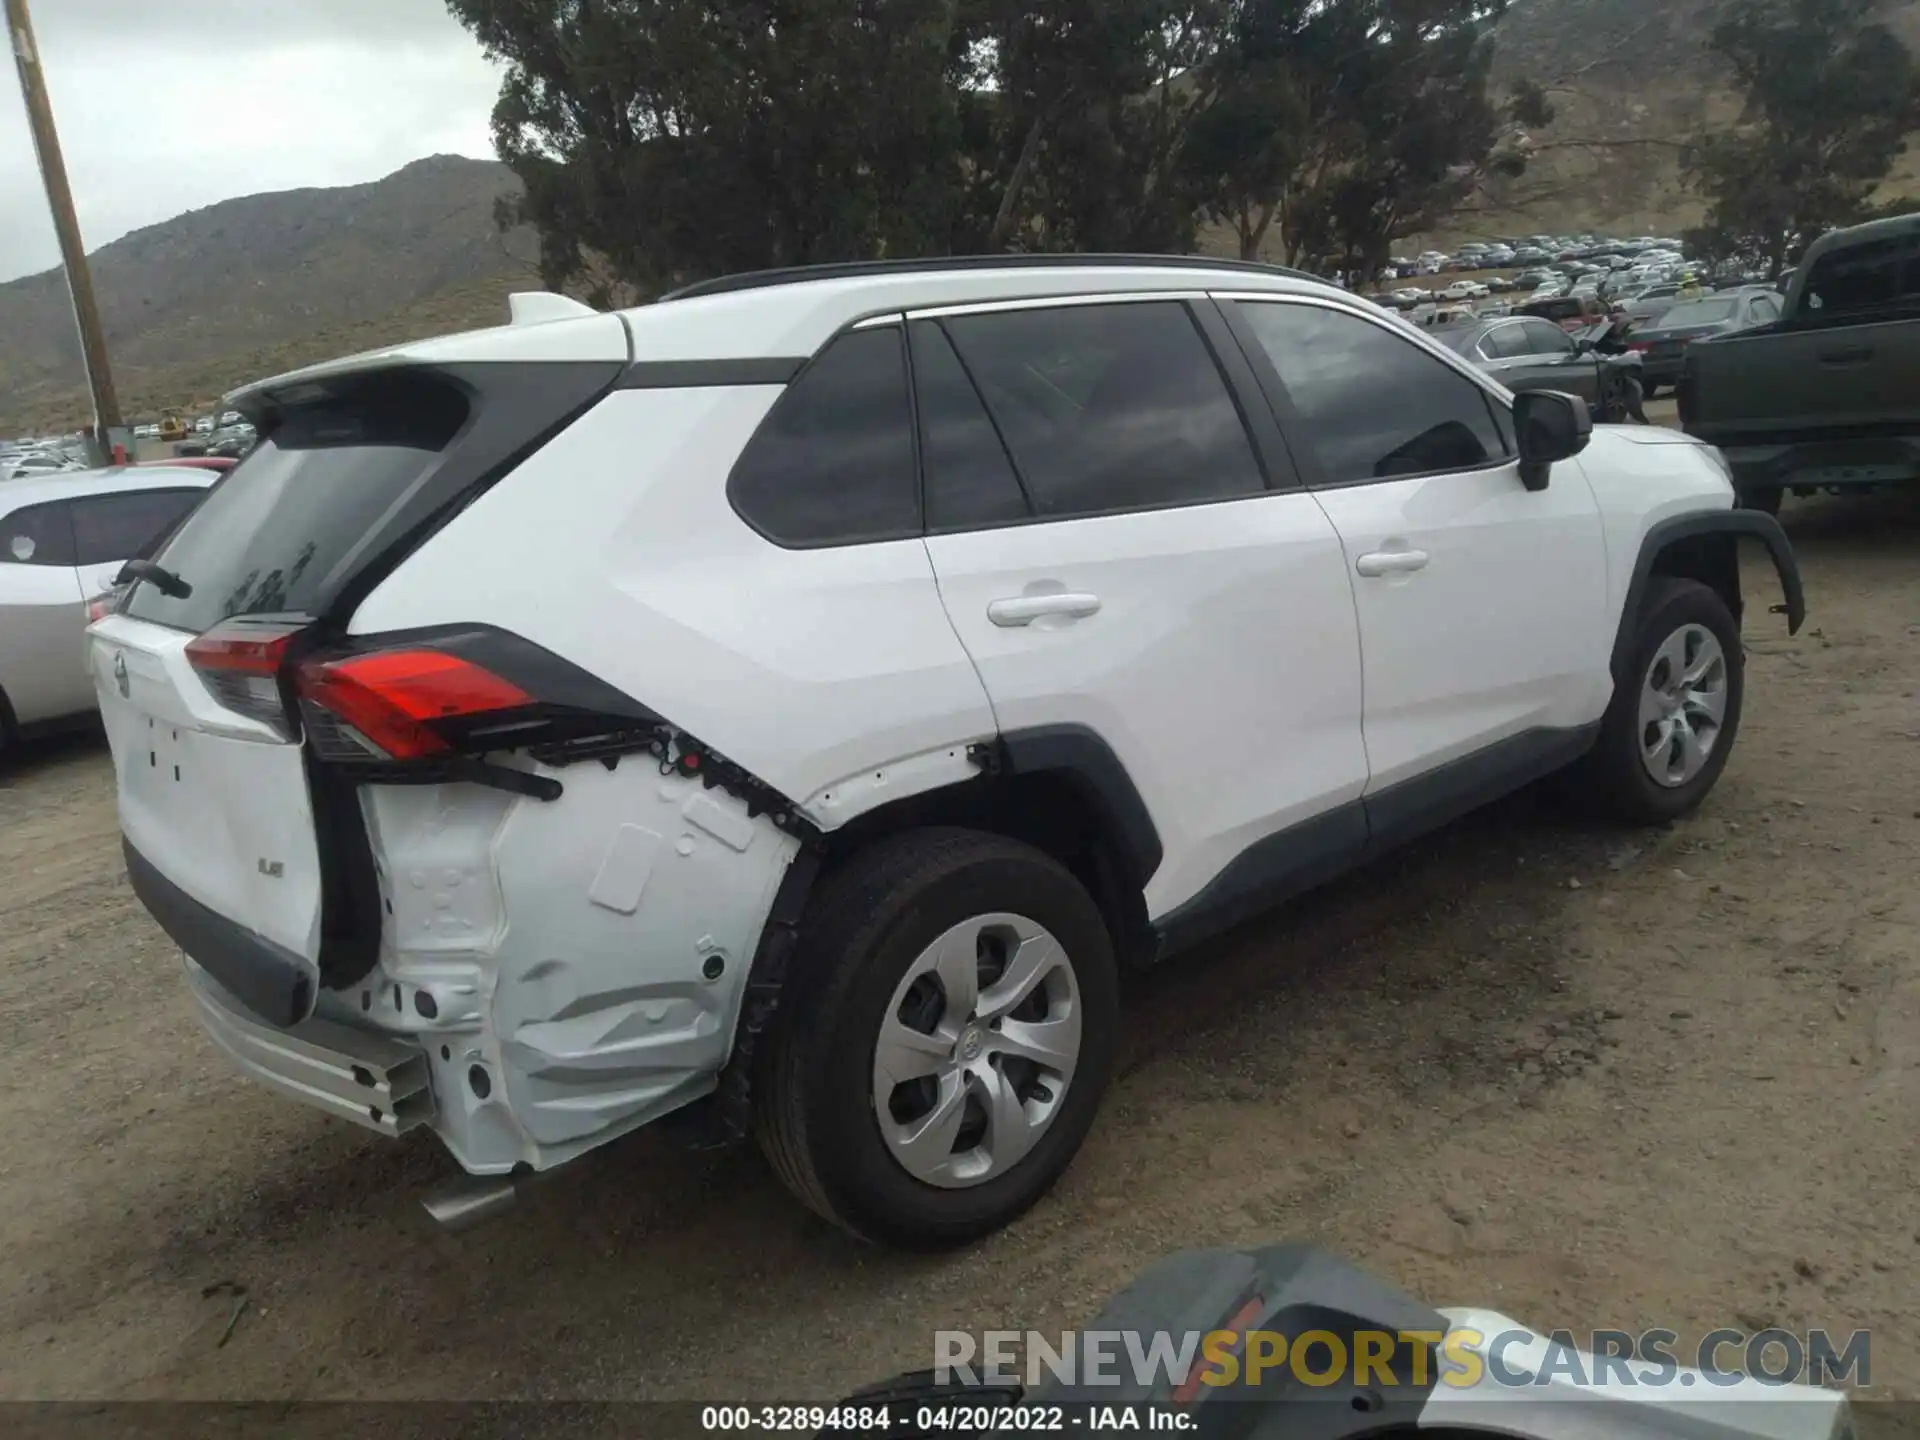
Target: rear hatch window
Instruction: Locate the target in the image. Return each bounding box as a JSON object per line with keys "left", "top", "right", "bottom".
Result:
{"left": 125, "top": 374, "right": 470, "bottom": 632}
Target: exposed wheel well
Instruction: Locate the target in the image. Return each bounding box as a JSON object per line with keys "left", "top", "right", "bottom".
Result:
{"left": 1645, "top": 531, "right": 1741, "bottom": 629}
{"left": 822, "top": 772, "right": 1155, "bottom": 968}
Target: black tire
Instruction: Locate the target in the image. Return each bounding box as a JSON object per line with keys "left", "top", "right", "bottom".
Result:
{"left": 1736, "top": 486, "right": 1782, "bottom": 516}
{"left": 1577, "top": 577, "right": 1744, "bottom": 824}
{"left": 754, "top": 828, "right": 1119, "bottom": 1249}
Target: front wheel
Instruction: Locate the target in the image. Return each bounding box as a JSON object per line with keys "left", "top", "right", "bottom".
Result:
{"left": 755, "top": 829, "right": 1119, "bottom": 1249}
{"left": 1574, "top": 577, "right": 1745, "bottom": 824}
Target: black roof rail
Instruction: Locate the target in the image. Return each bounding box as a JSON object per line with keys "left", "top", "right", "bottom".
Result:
{"left": 658, "top": 253, "right": 1320, "bottom": 303}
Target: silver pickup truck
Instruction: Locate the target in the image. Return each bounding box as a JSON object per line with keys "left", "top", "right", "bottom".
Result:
{"left": 1679, "top": 213, "right": 1920, "bottom": 512}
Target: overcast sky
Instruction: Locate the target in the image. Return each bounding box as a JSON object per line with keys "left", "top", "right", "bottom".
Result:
{"left": 0, "top": 0, "right": 502, "bottom": 283}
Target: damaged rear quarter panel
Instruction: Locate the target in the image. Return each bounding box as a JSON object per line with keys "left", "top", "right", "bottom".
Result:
{"left": 359, "top": 760, "right": 799, "bottom": 1173}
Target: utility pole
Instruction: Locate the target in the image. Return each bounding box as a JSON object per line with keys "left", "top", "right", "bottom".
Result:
{"left": 6, "top": 0, "right": 126, "bottom": 462}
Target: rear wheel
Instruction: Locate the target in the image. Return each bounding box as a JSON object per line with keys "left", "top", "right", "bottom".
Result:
{"left": 1575, "top": 577, "right": 1744, "bottom": 824}
{"left": 754, "top": 828, "right": 1118, "bottom": 1249}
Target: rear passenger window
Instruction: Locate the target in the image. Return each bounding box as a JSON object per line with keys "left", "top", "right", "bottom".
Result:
{"left": 1519, "top": 320, "right": 1575, "bottom": 355}
{"left": 910, "top": 321, "right": 1030, "bottom": 530}
{"left": 1480, "top": 326, "right": 1528, "bottom": 360}
{"left": 1237, "top": 301, "right": 1509, "bottom": 484}
{"left": 1802, "top": 234, "right": 1918, "bottom": 317}
{"left": 0, "top": 500, "right": 76, "bottom": 566}
{"left": 729, "top": 326, "right": 919, "bottom": 546}
{"left": 941, "top": 301, "right": 1263, "bottom": 521}
{"left": 69, "top": 489, "right": 204, "bottom": 566}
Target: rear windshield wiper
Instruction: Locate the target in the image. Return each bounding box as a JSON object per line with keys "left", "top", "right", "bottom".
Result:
{"left": 116, "top": 558, "right": 193, "bottom": 599}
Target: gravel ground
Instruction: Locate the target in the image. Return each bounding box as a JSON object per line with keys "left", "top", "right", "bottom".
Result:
{"left": 0, "top": 483, "right": 1914, "bottom": 1410}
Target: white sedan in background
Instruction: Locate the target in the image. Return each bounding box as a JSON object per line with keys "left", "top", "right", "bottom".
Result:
{"left": 0, "top": 465, "right": 217, "bottom": 755}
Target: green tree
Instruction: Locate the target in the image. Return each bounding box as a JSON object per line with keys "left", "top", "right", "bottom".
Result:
{"left": 1683, "top": 0, "right": 1920, "bottom": 284}
{"left": 445, "top": 0, "right": 974, "bottom": 298}
{"left": 1181, "top": 0, "right": 1535, "bottom": 276}
{"left": 956, "top": 1, "right": 1238, "bottom": 253}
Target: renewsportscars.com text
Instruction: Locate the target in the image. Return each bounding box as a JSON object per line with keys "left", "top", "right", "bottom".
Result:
{"left": 934, "top": 1327, "right": 1870, "bottom": 1390}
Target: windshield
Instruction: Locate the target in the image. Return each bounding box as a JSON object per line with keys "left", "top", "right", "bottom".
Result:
{"left": 1658, "top": 299, "right": 1739, "bottom": 327}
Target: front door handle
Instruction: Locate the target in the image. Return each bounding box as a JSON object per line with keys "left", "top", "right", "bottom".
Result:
{"left": 1355, "top": 549, "right": 1430, "bottom": 578}
{"left": 1819, "top": 346, "right": 1874, "bottom": 366}
{"left": 987, "top": 592, "right": 1102, "bottom": 627}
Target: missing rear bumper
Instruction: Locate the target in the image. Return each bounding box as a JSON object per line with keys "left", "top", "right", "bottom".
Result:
{"left": 185, "top": 960, "right": 434, "bottom": 1136}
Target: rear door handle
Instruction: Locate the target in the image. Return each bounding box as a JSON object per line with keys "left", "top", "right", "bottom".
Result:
{"left": 1820, "top": 347, "right": 1875, "bottom": 365}
{"left": 987, "top": 592, "right": 1102, "bottom": 627}
{"left": 1355, "top": 549, "right": 1430, "bottom": 578}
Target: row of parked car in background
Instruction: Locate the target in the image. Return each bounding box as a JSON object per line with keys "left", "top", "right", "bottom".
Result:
{"left": 130, "top": 410, "right": 258, "bottom": 460}
{"left": 1, "top": 435, "right": 90, "bottom": 482}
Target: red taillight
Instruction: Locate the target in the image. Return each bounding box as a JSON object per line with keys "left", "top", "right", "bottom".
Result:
{"left": 185, "top": 626, "right": 297, "bottom": 675}
{"left": 185, "top": 619, "right": 305, "bottom": 735}
{"left": 296, "top": 649, "right": 533, "bottom": 760}
{"left": 87, "top": 593, "right": 115, "bottom": 623}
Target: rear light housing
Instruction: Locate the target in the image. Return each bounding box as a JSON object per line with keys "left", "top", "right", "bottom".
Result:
{"left": 185, "top": 616, "right": 306, "bottom": 738}
{"left": 86, "top": 586, "right": 126, "bottom": 623}
{"left": 296, "top": 649, "right": 534, "bottom": 762}
{"left": 183, "top": 620, "right": 669, "bottom": 797}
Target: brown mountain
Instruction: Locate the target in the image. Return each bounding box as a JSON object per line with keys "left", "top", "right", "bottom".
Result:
{"left": 0, "top": 155, "right": 532, "bottom": 435}
{"left": 1445, "top": 0, "right": 1920, "bottom": 249}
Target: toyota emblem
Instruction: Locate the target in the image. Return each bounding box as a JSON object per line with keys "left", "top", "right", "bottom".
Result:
{"left": 112, "top": 651, "right": 129, "bottom": 699}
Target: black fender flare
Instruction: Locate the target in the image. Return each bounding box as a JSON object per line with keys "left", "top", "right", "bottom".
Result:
{"left": 1609, "top": 509, "right": 1806, "bottom": 684}
{"left": 996, "top": 723, "right": 1164, "bottom": 891}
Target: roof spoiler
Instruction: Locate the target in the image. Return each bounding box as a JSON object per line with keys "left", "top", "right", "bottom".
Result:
{"left": 508, "top": 292, "right": 598, "bottom": 326}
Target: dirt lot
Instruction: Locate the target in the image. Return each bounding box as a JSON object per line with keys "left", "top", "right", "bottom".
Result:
{"left": 1, "top": 484, "right": 1916, "bottom": 1411}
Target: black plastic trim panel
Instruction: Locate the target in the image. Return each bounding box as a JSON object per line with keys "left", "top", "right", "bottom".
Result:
{"left": 618, "top": 357, "right": 806, "bottom": 390}
{"left": 124, "top": 838, "right": 316, "bottom": 1028}
{"left": 1611, "top": 511, "right": 1806, "bottom": 684}
{"left": 1152, "top": 805, "right": 1368, "bottom": 959}
{"left": 1152, "top": 724, "right": 1601, "bottom": 960}
{"left": 998, "top": 724, "right": 1164, "bottom": 889}
{"left": 1361, "top": 723, "right": 1600, "bottom": 859}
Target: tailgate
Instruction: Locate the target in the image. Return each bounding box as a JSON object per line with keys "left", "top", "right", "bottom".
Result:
{"left": 91, "top": 614, "right": 324, "bottom": 1008}
{"left": 1685, "top": 316, "right": 1920, "bottom": 443}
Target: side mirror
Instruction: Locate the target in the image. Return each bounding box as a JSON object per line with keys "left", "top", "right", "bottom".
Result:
{"left": 1572, "top": 336, "right": 1596, "bottom": 355}
{"left": 1513, "top": 390, "right": 1592, "bottom": 492}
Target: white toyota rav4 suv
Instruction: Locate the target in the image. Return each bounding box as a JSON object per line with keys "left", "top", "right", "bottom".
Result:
{"left": 89, "top": 257, "right": 1803, "bottom": 1249}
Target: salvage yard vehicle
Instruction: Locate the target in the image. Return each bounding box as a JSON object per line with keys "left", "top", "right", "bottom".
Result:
{"left": 1681, "top": 213, "right": 1920, "bottom": 513}
{"left": 1428, "top": 314, "right": 1644, "bottom": 422}
{"left": 1, "top": 466, "right": 215, "bottom": 755}
{"left": 1629, "top": 289, "right": 1783, "bottom": 398}
{"left": 88, "top": 257, "right": 1804, "bottom": 1249}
